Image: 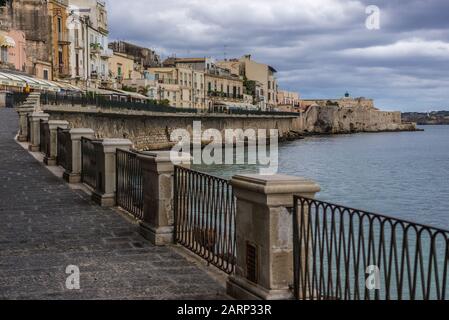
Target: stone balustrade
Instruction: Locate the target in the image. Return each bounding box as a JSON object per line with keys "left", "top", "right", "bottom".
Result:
{"left": 137, "top": 151, "right": 191, "bottom": 246}
{"left": 63, "top": 128, "right": 95, "bottom": 183}
{"left": 16, "top": 109, "right": 323, "bottom": 301}
{"left": 227, "top": 175, "right": 320, "bottom": 300}
{"left": 43, "top": 120, "right": 69, "bottom": 166}
{"left": 91, "top": 139, "right": 133, "bottom": 207}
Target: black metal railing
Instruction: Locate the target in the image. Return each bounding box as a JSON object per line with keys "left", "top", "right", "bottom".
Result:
{"left": 57, "top": 128, "right": 72, "bottom": 171}
{"left": 26, "top": 115, "right": 31, "bottom": 142}
{"left": 8, "top": 92, "right": 29, "bottom": 107}
{"left": 293, "top": 196, "right": 449, "bottom": 300}
{"left": 81, "top": 137, "right": 98, "bottom": 190}
{"left": 229, "top": 109, "right": 299, "bottom": 117}
{"left": 39, "top": 119, "right": 50, "bottom": 156}
{"left": 40, "top": 92, "right": 199, "bottom": 114}
{"left": 116, "top": 149, "right": 144, "bottom": 220}
{"left": 174, "top": 166, "right": 236, "bottom": 274}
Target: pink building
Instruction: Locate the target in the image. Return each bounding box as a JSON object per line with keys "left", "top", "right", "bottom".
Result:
{"left": 0, "top": 29, "right": 26, "bottom": 72}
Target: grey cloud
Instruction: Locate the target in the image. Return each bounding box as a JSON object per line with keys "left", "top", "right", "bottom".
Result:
{"left": 105, "top": 0, "right": 449, "bottom": 111}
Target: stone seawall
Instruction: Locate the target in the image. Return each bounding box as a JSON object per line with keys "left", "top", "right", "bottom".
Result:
{"left": 42, "top": 104, "right": 416, "bottom": 150}
{"left": 43, "top": 105, "right": 302, "bottom": 150}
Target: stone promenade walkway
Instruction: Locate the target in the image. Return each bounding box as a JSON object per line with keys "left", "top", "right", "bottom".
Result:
{"left": 0, "top": 108, "right": 226, "bottom": 300}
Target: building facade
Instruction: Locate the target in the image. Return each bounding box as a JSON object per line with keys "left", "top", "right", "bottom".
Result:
{"left": 109, "top": 41, "right": 161, "bottom": 70}
{"left": 1, "top": 0, "right": 53, "bottom": 80}
{"left": 1, "top": 29, "right": 27, "bottom": 72}
{"left": 108, "top": 52, "right": 134, "bottom": 83}
{"left": 277, "top": 90, "right": 300, "bottom": 108}
{"left": 216, "top": 55, "right": 278, "bottom": 110}
{"left": 68, "top": 0, "right": 112, "bottom": 88}
{"left": 148, "top": 65, "right": 203, "bottom": 109}
{"left": 48, "top": 0, "right": 72, "bottom": 80}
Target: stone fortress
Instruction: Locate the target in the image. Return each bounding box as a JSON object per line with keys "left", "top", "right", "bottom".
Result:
{"left": 300, "top": 96, "right": 411, "bottom": 134}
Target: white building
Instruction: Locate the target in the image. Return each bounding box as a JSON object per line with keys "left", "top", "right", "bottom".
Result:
{"left": 68, "top": 0, "right": 112, "bottom": 88}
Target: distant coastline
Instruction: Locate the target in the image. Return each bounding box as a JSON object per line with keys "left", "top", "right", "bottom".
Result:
{"left": 402, "top": 111, "right": 449, "bottom": 125}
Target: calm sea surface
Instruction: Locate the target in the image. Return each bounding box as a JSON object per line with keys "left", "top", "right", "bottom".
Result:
{"left": 193, "top": 125, "right": 449, "bottom": 230}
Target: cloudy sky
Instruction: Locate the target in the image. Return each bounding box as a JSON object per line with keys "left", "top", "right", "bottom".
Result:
{"left": 105, "top": 0, "right": 449, "bottom": 112}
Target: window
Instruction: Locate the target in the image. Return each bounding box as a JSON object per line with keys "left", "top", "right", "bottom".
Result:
{"left": 75, "top": 53, "right": 79, "bottom": 76}
{"left": 43, "top": 69, "right": 49, "bottom": 80}
{"left": 0, "top": 47, "right": 7, "bottom": 62}
{"left": 57, "top": 17, "right": 62, "bottom": 33}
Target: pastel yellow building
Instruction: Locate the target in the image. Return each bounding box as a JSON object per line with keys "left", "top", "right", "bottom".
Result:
{"left": 277, "top": 90, "right": 300, "bottom": 107}
{"left": 48, "top": 0, "right": 71, "bottom": 80}
{"left": 205, "top": 72, "right": 244, "bottom": 110}
{"left": 239, "top": 55, "right": 278, "bottom": 110}
{"left": 149, "top": 65, "right": 206, "bottom": 109}
{"left": 109, "top": 52, "right": 134, "bottom": 82}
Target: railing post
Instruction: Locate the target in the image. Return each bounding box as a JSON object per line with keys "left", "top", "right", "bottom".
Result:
{"left": 63, "top": 129, "right": 95, "bottom": 183}
{"left": 227, "top": 174, "right": 320, "bottom": 300}
{"left": 91, "top": 139, "right": 133, "bottom": 207}
{"left": 28, "top": 112, "right": 50, "bottom": 152}
{"left": 16, "top": 107, "right": 35, "bottom": 142}
{"left": 44, "top": 120, "right": 69, "bottom": 166}
{"left": 137, "top": 151, "right": 191, "bottom": 246}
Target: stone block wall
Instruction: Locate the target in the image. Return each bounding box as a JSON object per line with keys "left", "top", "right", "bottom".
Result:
{"left": 43, "top": 106, "right": 301, "bottom": 150}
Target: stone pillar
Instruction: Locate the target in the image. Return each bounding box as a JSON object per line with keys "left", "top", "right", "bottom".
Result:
{"left": 63, "top": 129, "right": 95, "bottom": 184}
{"left": 28, "top": 112, "right": 50, "bottom": 152}
{"left": 227, "top": 174, "right": 320, "bottom": 300}
{"left": 44, "top": 120, "right": 69, "bottom": 166}
{"left": 16, "top": 107, "right": 35, "bottom": 142}
{"left": 91, "top": 139, "right": 133, "bottom": 207}
{"left": 137, "top": 151, "right": 191, "bottom": 246}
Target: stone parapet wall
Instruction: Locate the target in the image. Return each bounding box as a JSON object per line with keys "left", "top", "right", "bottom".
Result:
{"left": 42, "top": 103, "right": 416, "bottom": 150}
{"left": 43, "top": 105, "right": 301, "bottom": 150}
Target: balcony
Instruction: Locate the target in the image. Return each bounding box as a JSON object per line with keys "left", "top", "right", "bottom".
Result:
{"left": 58, "top": 64, "right": 71, "bottom": 78}
{"left": 90, "top": 43, "right": 103, "bottom": 55}
{"left": 100, "top": 48, "right": 113, "bottom": 59}
{"left": 207, "top": 91, "right": 244, "bottom": 101}
{"left": 58, "top": 33, "right": 71, "bottom": 45}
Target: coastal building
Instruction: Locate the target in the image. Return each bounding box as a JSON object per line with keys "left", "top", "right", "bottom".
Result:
{"left": 277, "top": 90, "right": 300, "bottom": 110}
{"left": 204, "top": 69, "right": 245, "bottom": 111}
{"left": 1, "top": 0, "right": 53, "bottom": 80}
{"left": 218, "top": 55, "right": 278, "bottom": 110}
{"left": 161, "top": 57, "right": 247, "bottom": 111}
{"left": 69, "top": 0, "right": 112, "bottom": 88}
{"left": 0, "top": 28, "right": 27, "bottom": 73}
{"left": 240, "top": 55, "right": 278, "bottom": 110}
{"left": 109, "top": 41, "right": 161, "bottom": 71}
{"left": 108, "top": 52, "right": 135, "bottom": 83}
{"left": 148, "top": 64, "right": 207, "bottom": 109}
{"left": 48, "top": 0, "right": 72, "bottom": 80}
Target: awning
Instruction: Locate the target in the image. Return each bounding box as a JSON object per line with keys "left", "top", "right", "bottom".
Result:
{"left": 0, "top": 34, "right": 15, "bottom": 48}
{"left": 0, "top": 71, "right": 61, "bottom": 92}
{"left": 215, "top": 101, "right": 258, "bottom": 110}
{"left": 112, "top": 89, "right": 150, "bottom": 100}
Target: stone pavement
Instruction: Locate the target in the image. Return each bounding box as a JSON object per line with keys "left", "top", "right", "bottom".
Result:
{"left": 0, "top": 108, "right": 227, "bottom": 300}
